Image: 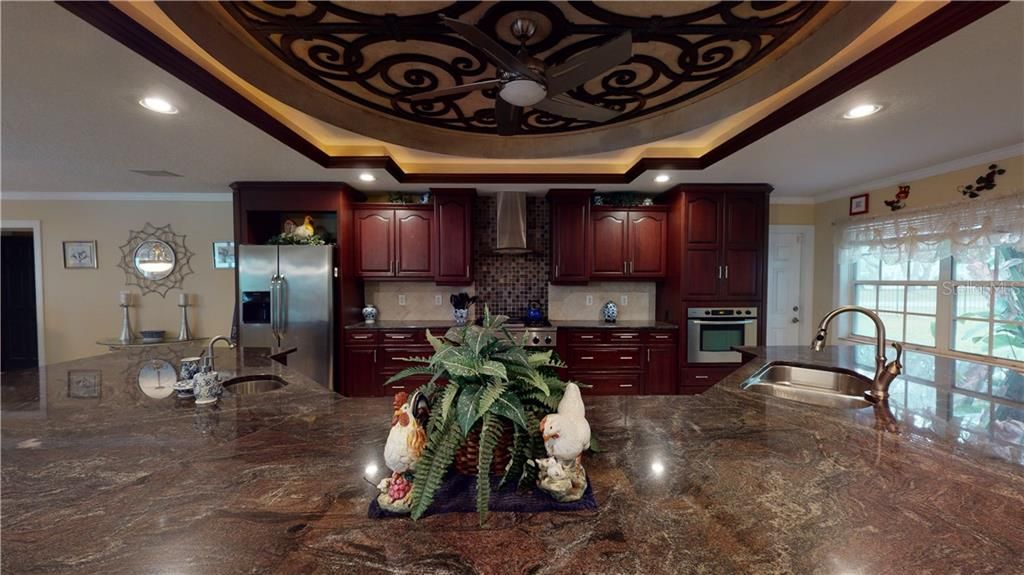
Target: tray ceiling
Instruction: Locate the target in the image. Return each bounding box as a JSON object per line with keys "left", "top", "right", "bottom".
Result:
{"left": 159, "top": 1, "right": 882, "bottom": 158}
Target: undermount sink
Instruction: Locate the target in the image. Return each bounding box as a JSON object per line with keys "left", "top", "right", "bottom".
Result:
{"left": 222, "top": 375, "right": 288, "bottom": 396}
{"left": 741, "top": 362, "right": 873, "bottom": 409}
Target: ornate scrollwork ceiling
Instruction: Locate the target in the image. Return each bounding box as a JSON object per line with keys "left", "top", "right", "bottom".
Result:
{"left": 160, "top": 1, "right": 885, "bottom": 158}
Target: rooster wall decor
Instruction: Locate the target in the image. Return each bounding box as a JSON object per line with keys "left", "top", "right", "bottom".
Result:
{"left": 959, "top": 164, "right": 1006, "bottom": 199}
{"left": 884, "top": 185, "right": 910, "bottom": 211}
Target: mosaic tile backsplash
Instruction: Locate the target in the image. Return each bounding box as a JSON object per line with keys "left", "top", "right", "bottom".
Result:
{"left": 473, "top": 195, "right": 550, "bottom": 318}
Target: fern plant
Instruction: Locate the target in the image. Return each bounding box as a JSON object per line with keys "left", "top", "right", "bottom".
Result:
{"left": 386, "top": 307, "right": 570, "bottom": 523}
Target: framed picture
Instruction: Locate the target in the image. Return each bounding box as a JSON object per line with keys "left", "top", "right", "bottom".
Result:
{"left": 849, "top": 194, "right": 869, "bottom": 216}
{"left": 68, "top": 369, "right": 102, "bottom": 398}
{"left": 212, "top": 241, "right": 235, "bottom": 269}
{"left": 63, "top": 241, "right": 97, "bottom": 269}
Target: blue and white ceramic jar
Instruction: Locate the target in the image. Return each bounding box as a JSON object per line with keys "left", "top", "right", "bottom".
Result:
{"left": 453, "top": 308, "right": 469, "bottom": 326}
{"left": 193, "top": 370, "right": 222, "bottom": 405}
{"left": 362, "top": 304, "right": 379, "bottom": 323}
{"left": 602, "top": 301, "right": 618, "bottom": 323}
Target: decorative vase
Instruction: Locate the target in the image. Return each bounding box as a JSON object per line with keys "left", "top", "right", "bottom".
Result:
{"left": 454, "top": 419, "right": 515, "bottom": 475}
{"left": 602, "top": 300, "right": 618, "bottom": 323}
{"left": 453, "top": 308, "right": 469, "bottom": 326}
{"left": 362, "top": 304, "right": 378, "bottom": 323}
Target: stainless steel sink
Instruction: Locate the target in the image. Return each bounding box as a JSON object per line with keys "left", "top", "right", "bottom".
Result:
{"left": 741, "top": 362, "right": 873, "bottom": 409}
{"left": 222, "top": 375, "right": 288, "bottom": 396}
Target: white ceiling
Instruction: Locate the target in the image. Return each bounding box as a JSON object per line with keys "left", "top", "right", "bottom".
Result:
{"left": 1, "top": 2, "right": 1022, "bottom": 200}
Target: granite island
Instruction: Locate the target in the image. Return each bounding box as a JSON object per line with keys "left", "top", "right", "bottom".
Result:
{"left": 2, "top": 343, "right": 1023, "bottom": 574}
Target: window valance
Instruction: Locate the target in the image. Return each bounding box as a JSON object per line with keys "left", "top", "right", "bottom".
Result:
{"left": 837, "top": 191, "right": 1024, "bottom": 265}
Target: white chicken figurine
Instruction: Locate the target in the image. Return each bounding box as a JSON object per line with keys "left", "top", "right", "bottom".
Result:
{"left": 536, "top": 383, "right": 591, "bottom": 502}
{"left": 384, "top": 391, "right": 426, "bottom": 476}
{"left": 293, "top": 215, "right": 316, "bottom": 239}
{"left": 540, "top": 383, "right": 591, "bottom": 464}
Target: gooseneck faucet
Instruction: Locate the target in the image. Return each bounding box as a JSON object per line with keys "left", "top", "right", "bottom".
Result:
{"left": 202, "top": 335, "right": 236, "bottom": 372}
{"left": 811, "top": 305, "right": 903, "bottom": 402}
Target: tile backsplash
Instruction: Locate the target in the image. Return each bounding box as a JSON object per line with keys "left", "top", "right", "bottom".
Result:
{"left": 362, "top": 194, "right": 655, "bottom": 322}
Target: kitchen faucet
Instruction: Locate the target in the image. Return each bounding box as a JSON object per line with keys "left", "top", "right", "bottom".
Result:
{"left": 811, "top": 305, "right": 902, "bottom": 402}
{"left": 202, "top": 335, "right": 236, "bottom": 372}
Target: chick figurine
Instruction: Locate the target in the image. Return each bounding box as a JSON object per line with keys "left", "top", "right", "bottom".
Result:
{"left": 536, "top": 383, "right": 590, "bottom": 502}
{"left": 293, "top": 215, "right": 315, "bottom": 239}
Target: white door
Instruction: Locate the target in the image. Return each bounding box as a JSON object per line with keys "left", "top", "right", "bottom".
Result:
{"left": 766, "top": 228, "right": 810, "bottom": 345}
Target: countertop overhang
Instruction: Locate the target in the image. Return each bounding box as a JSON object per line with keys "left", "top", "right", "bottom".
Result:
{"left": 2, "top": 344, "right": 1022, "bottom": 573}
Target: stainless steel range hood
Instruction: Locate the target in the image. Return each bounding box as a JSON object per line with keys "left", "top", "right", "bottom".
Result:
{"left": 494, "top": 192, "right": 530, "bottom": 254}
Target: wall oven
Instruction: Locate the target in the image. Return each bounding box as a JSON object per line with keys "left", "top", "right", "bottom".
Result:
{"left": 687, "top": 307, "right": 758, "bottom": 364}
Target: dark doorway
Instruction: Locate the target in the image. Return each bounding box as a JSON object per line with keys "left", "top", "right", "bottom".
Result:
{"left": 1, "top": 231, "right": 40, "bottom": 372}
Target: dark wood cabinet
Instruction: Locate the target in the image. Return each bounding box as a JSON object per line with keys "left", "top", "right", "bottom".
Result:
{"left": 590, "top": 210, "right": 629, "bottom": 278}
{"left": 343, "top": 343, "right": 378, "bottom": 397}
{"left": 343, "top": 328, "right": 446, "bottom": 397}
{"left": 432, "top": 189, "right": 474, "bottom": 285}
{"left": 589, "top": 206, "right": 668, "bottom": 279}
{"left": 562, "top": 327, "right": 679, "bottom": 394}
{"left": 629, "top": 210, "right": 668, "bottom": 277}
{"left": 682, "top": 191, "right": 766, "bottom": 300}
{"left": 549, "top": 190, "right": 592, "bottom": 283}
{"left": 644, "top": 344, "right": 678, "bottom": 395}
{"left": 354, "top": 205, "right": 434, "bottom": 279}
{"left": 679, "top": 367, "right": 736, "bottom": 395}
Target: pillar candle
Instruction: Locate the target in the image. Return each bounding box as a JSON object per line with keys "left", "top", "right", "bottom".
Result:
{"left": 179, "top": 293, "right": 188, "bottom": 306}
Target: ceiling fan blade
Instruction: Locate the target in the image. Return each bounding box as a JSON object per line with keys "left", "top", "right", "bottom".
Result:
{"left": 545, "top": 31, "right": 633, "bottom": 97}
{"left": 406, "top": 79, "right": 503, "bottom": 101}
{"left": 495, "top": 97, "right": 522, "bottom": 135}
{"left": 534, "top": 97, "right": 620, "bottom": 123}
{"left": 441, "top": 16, "right": 544, "bottom": 84}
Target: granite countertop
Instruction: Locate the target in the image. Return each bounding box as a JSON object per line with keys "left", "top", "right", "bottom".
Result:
{"left": 3, "top": 345, "right": 1022, "bottom": 573}
{"left": 551, "top": 319, "right": 678, "bottom": 329}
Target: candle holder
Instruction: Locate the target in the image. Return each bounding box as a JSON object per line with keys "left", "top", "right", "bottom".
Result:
{"left": 119, "top": 303, "right": 134, "bottom": 343}
{"left": 177, "top": 302, "right": 193, "bottom": 341}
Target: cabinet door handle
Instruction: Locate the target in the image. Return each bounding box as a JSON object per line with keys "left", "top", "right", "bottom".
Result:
{"left": 373, "top": 349, "right": 377, "bottom": 362}
{"left": 352, "top": 335, "right": 371, "bottom": 340}
{"left": 385, "top": 334, "right": 411, "bottom": 339}
{"left": 581, "top": 356, "right": 594, "bottom": 360}
{"left": 654, "top": 335, "right": 669, "bottom": 339}
{"left": 647, "top": 349, "right": 651, "bottom": 362}
{"left": 615, "top": 334, "right": 635, "bottom": 339}
{"left": 718, "top": 266, "right": 722, "bottom": 279}
{"left": 580, "top": 335, "right": 595, "bottom": 339}
{"left": 619, "top": 356, "right": 633, "bottom": 360}
{"left": 555, "top": 264, "right": 559, "bottom": 277}
{"left": 694, "top": 375, "right": 709, "bottom": 380}
{"left": 629, "top": 261, "right": 634, "bottom": 274}
{"left": 725, "top": 266, "right": 729, "bottom": 279}
{"left": 465, "top": 264, "right": 470, "bottom": 277}
{"left": 623, "top": 261, "right": 627, "bottom": 274}
{"left": 618, "top": 384, "right": 634, "bottom": 388}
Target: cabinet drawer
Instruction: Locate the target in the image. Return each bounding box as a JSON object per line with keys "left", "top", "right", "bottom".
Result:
{"left": 680, "top": 367, "right": 734, "bottom": 394}
{"left": 379, "top": 346, "right": 432, "bottom": 369}
{"left": 607, "top": 331, "right": 642, "bottom": 343}
{"left": 345, "top": 330, "right": 378, "bottom": 345}
{"left": 568, "top": 347, "right": 642, "bottom": 370}
{"left": 380, "top": 330, "right": 421, "bottom": 344}
{"left": 644, "top": 331, "right": 678, "bottom": 345}
{"left": 567, "top": 330, "right": 605, "bottom": 345}
{"left": 571, "top": 372, "right": 641, "bottom": 395}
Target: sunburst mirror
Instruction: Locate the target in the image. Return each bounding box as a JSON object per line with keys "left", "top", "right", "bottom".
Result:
{"left": 118, "top": 223, "right": 194, "bottom": 297}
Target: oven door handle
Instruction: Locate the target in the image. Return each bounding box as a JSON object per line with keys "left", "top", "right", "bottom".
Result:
{"left": 689, "top": 319, "right": 755, "bottom": 325}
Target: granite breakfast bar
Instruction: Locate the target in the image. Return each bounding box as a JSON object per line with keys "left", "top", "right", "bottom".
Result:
{"left": 2, "top": 343, "right": 1023, "bottom": 574}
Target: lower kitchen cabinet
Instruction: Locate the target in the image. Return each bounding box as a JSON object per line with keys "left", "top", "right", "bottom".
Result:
{"left": 344, "top": 346, "right": 379, "bottom": 397}
{"left": 561, "top": 328, "right": 678, "bottom": 395}
{"left": 679, "top": 367, "right": 736, "bottom": 395}
{"left": 570, "top": 372, "right": 641, "bottom": 395}
{"left": 343, "top": 328, "right": 443, "bottom": 397}
{"left": 644, "top": 345, "right": 678, "bottom": 395}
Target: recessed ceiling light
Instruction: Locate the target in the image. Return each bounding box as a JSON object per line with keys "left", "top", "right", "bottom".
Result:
{"left": 654, "top": 174, "right": 671, "bottom": 183}
{"left": 139, "top": 96, "right": 178, "bottom": 114}
{"left": 358, "top": 173, "right": 376, "bottom": 182}
{"left": 843, "top": 104, "right": 882, "bottom": 119}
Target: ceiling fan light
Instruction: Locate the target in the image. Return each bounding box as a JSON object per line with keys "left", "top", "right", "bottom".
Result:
{"left": 500, "top": 80, "right": 547, "bottom": 107}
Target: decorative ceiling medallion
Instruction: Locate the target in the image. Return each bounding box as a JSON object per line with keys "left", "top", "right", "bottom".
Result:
{"left": 221, "top": 1, "right": 822, "bottom": 135}
{"left": 160, "top": 1, "right": 888, "bottom": 157}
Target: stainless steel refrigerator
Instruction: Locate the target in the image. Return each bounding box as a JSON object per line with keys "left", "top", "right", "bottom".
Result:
{"left": 238, "top": 245, "right": 333, "bottom": 388}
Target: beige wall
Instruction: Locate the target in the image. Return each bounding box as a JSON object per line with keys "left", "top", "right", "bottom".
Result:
{"left": 769, "top": 203, "right": 815, "bottom": 225}
{"left": 811, "top": 154, "right": 1024, "bottom": 328}
{"left": 364, "top": 281, "right": 477, "bottom": 322}
{"left": 548, "top": 282, "right": 656, "bottom": 322}
{"left": 2, "top": 198, "right": 236, "bottom": 363}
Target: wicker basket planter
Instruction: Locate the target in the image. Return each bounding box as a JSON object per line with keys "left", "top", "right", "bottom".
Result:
{"left": 454, "top": 419, "right": 514, "bottom": 475}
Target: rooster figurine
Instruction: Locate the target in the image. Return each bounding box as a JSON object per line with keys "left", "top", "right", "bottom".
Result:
{"left": 377, "top": 391, "right": 427, "bottom": 513}
{"left": 536, "top": 383, "right": 591, "bottom": 502}
{"left": 293, "top": 215, "right": 316, "bottom": 239}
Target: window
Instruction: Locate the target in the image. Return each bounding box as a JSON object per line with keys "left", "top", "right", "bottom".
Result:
{"left": 842, "top": 246, "right": 1024, "bottom": 364}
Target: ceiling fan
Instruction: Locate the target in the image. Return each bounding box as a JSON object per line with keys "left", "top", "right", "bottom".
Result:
{"left": 408, "top": 16, "right": 633, "bottom": 134}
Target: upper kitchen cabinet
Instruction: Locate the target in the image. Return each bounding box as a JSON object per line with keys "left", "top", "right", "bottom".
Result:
{"left": 678, "top": 187, "right": 770, "bottom": 300}
{"left": 549, "top": 190, "right": 592, "bottom": 284}
{"left": 432, "top": 189, "right": 475, "bottom": 285}
{"left": 354, "top": 205, "right": 434, "bottom": 279}
{"left": 590, "top": 206, "right": 668, "bottom": 279}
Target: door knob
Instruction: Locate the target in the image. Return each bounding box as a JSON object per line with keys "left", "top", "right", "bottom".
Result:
{"left": 791, "top": 317, "right": 800, "bottom": 324}
{"left": 793, "top": 306, "right": 799, "bottom": 312}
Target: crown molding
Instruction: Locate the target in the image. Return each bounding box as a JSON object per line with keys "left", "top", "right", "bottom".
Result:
{"left": 1, "top": 191, "right": 232, "bottom": 202}
{"left": 813, "top": 143, "right": 1024, "bottom": 204}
